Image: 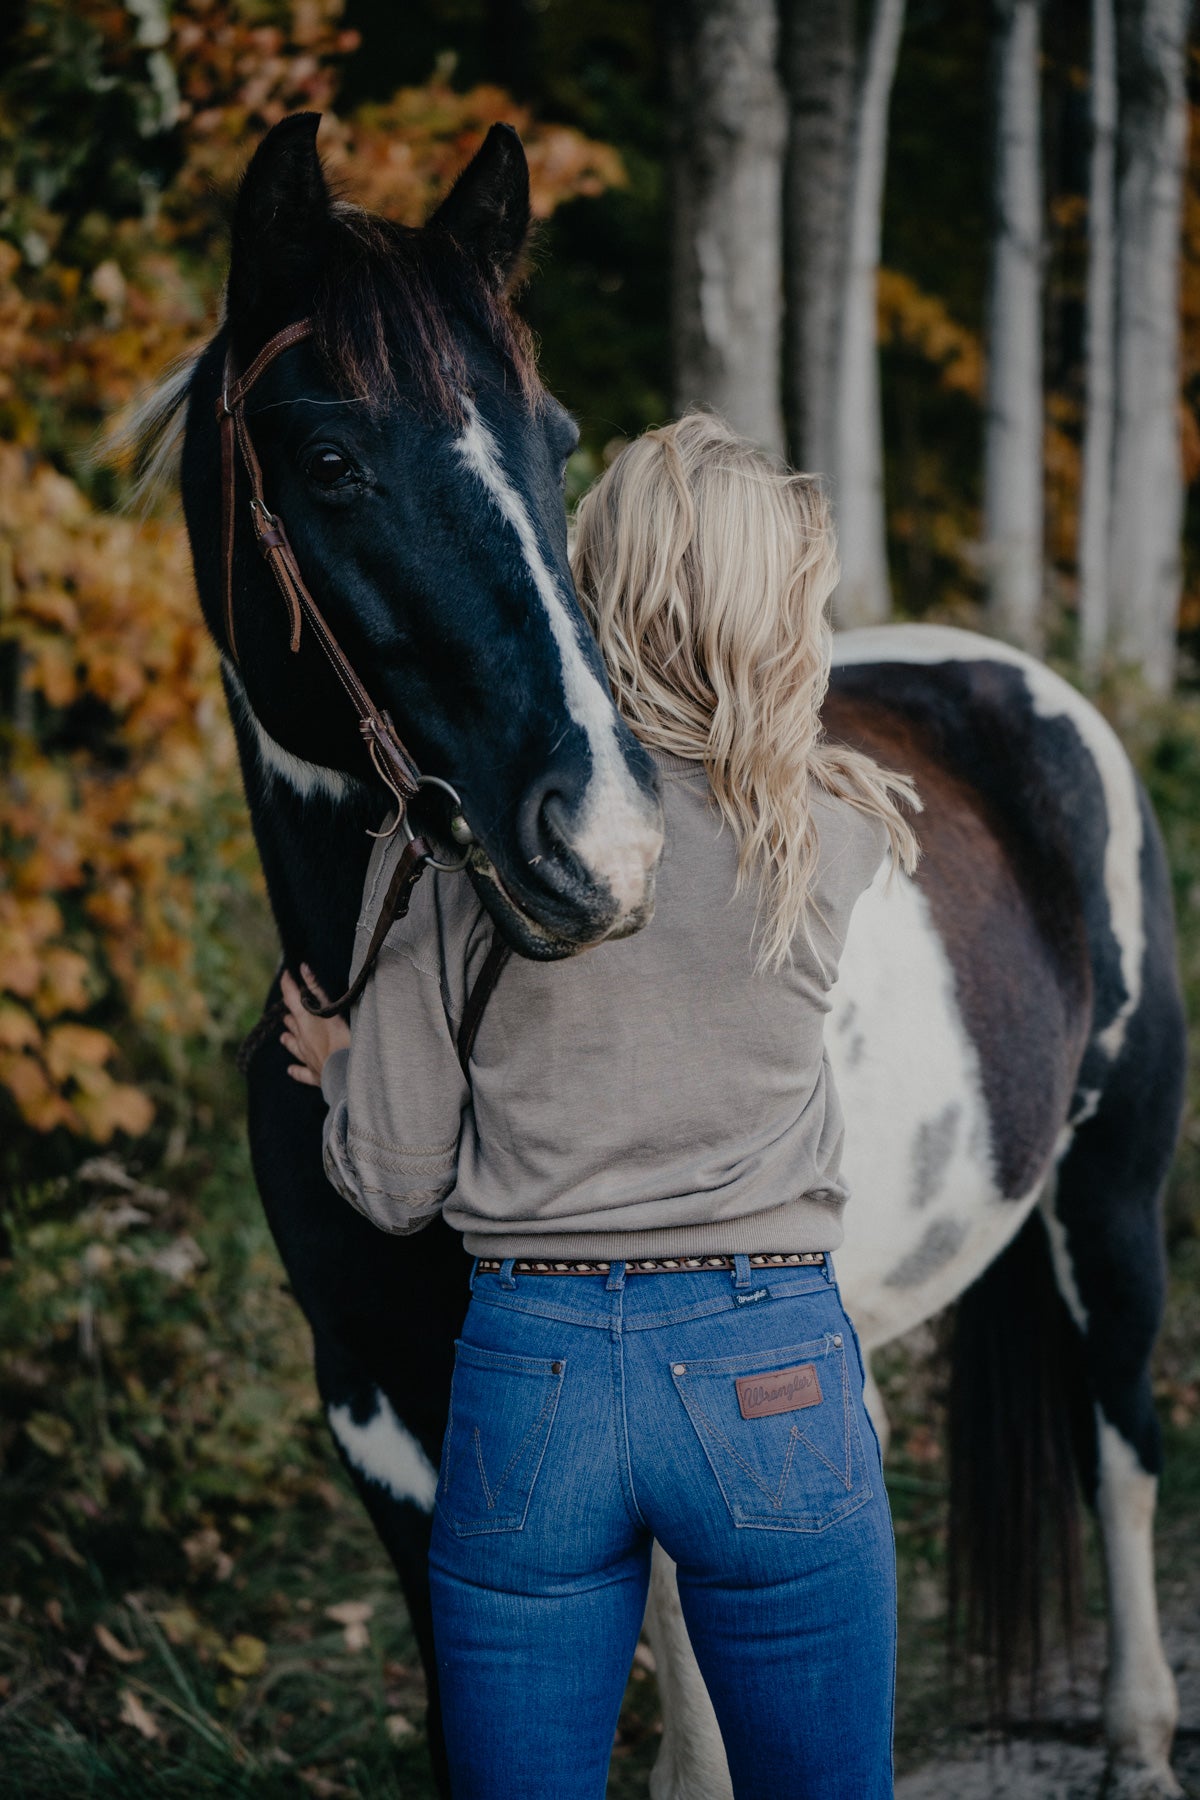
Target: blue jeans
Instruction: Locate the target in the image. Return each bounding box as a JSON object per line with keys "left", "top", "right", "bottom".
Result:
{"left": 429, "top": 1255, "right": 896, "bottom": 1800}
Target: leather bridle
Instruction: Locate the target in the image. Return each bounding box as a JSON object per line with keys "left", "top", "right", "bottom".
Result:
{"left": 219, "top": 317, "right": 508, "bottom": 1050}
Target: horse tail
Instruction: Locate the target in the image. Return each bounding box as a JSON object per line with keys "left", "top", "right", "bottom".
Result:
{"left": 945, "top": 1204, "right": 1097, "bottom": 1714}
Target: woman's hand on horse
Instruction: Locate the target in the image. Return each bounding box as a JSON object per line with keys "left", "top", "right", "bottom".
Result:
{"left": 280, "top": 966, "right": 351, "bottom": 1085}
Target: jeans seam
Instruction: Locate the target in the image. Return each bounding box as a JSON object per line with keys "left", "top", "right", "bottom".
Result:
{"left": 613, "top": 1318, "right": 648, "bottom": 1530}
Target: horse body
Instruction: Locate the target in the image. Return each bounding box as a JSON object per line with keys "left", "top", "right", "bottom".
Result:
{"left": 163, "top": 116, "right": 1184, "bottom": 1800}
{"left": 646, "top": 624, "right": 1185, "bottom": 1800}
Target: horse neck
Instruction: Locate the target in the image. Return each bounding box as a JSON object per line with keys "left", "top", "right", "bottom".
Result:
{"left": 232, "top": 713, "right": 382, "bottom": 993}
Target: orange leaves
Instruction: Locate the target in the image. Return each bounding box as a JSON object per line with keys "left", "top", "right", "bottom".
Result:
{"left": 322, "top": 74, "right": 625, "bottom": 227}
{"left": 0, "top": 439, "right": 242, "bottom": 1138}
{"left": 0, "top": 2, "right": 625, "bottom": 1151}
{"left": 877, "top": 268, "right": 985, "bottom": 401}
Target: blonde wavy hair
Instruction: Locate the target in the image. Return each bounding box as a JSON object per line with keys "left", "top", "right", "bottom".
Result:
{"left": 572, "top": 410, "right": 921, "bottom": 971}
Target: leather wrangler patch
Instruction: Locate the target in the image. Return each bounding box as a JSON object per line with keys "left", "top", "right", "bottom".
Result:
{"left": 735, "top": 1363, "right": 823, "bottom": 1420}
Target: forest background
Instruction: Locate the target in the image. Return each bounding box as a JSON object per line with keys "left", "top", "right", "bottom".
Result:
{"left": 0, "top": 1, "right": 1198, "bottom": 1796}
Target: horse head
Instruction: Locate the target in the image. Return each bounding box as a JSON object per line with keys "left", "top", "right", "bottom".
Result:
{"left": 181, "top": 113, "right": 663, "bottom": 958}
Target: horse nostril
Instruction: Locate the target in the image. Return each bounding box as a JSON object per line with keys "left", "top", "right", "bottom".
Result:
{"left": 517, "top": 780, "right": 578, "bottom": 874}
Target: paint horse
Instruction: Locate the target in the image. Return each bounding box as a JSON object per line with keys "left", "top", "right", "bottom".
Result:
{"left": 645, "top": 624, "right": 1185, "bottom": 1800}
{"left": 148, "top": 114, "right": 662, "bottom": 1793}
{"left": 153, "top": 114, "right": 1184, "bottom": 1800}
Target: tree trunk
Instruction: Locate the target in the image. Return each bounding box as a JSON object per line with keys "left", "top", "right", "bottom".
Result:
{"left": 665, "top": 0, "right": 788, "bottom": 453}
{"left": 1108, "top": 0, "right": 1189, "bottom": 692}
{"left": 831, "top": 0, "right": 906, "bottom": 627}
{"left": 1079, "top": 0, "right": 1118, "bottom": 674}
{"left": 781, "top": 0, "right": 857, "bottom": 474}
{"left": 983, "top": 0, "right": 1044, "bottom": 650}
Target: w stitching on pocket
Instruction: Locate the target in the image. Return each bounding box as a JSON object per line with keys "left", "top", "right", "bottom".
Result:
{"left": 471, "top": 1387, "right": 559, "bottom": 1512}
{"left": 672, "top": 1338, "right": 867, "bottom": 1527}
{"left": 685, "top": 1399, "right": 804, "bottom": 1509}
{"left": 794, "top": 1352, "right": 854, "bottom": 1492}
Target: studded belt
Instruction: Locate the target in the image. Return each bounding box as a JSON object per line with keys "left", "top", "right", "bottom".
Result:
{"left": 472, "top": 1251, "right": 827, "bottom": 1277}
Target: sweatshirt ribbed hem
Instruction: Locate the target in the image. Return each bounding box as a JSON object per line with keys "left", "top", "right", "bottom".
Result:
{"left": 456, "top": 1196, "right": 845, "bottom": 1260}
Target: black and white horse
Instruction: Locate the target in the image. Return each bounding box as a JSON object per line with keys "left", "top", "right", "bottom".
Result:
{"left": 646, "top": 626, "right": 1186, "bottom": 1800}
{"left": 151, "top": 116, "right": 1184, "bottom": 1799}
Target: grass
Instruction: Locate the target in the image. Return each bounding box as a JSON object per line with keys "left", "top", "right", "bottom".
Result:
{"left": 3, "top": 686, "right": 1200, "bottom": 1797}
{"left": 2, "top": 1123, "right": 1195, "bottom": 1798}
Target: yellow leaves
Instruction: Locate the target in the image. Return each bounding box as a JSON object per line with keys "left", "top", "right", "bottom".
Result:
{"left": 877, "top": 268, "right": 985, "bottom": 401}
{"left": 24, "top": 1411, "right": 74, "bottom": 1456}
{"left": 0, "top": 7, "right": 625, "bottom": 1151}
{"left": 218, "top": 1632, "right": 267, "bottom": 1677}
{"left": 321, "top": 77, "right": 626, "bottom": 229}
{"left": 0, "top": 435, "right": 240, "bottom": 1140}
{"left": 44, "top": 1023, "right": 112, "bottom": 1080}
{"left": 0, "top": 1001, "right": 39, "bottom": 1051}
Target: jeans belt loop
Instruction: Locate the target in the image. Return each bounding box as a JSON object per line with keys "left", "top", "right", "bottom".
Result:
{"left": 605, "top": 1259, "right": 627, "bottom": 1292}
{"left": 733, "top": 1252, "right": 753, "bottom": 1290}
{"left": 498, "top": 1257, "right": 517, "bottom": 1291}
{"left": 468, "top": 1255, "right": 480, "bottom": 1292}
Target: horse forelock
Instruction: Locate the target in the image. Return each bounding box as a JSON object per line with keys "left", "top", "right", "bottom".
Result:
{"left": 108, "top": 198, "right": 542, "bottom": 508}
{"left": 311, "top": 203, "right": 542, "bottom": 422}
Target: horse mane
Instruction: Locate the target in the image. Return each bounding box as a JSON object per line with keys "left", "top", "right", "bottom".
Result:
{"left": 108, "top": 199, "right": 541, "bottom": 507}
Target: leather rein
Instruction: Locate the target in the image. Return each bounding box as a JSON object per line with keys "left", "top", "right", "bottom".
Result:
{"left": 220, "top": 317, "right": 509, "bottom": 1071}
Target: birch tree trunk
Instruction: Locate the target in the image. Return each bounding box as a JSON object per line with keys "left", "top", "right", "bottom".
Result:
{"left": 983, "top": 0, "right": 1044, "bottom": 650}
{"left": 831, "top": 0, "right": 906, "bottom": 627}
{"left": 1108, "top": 0, "right": 1189, "bottom": 692}
{"left": 781, "top": 0, "right": 857, "bottom": 473}
{"left": 1079, "top": 0, "right": 1118, "bottom": 674}
{"left": 666, "top": 0, "right": 788, "bottom": 453}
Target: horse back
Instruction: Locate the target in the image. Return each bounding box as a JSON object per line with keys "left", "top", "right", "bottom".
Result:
{"left": 826, "top": 628, "right": 1156, "bottom": 1201}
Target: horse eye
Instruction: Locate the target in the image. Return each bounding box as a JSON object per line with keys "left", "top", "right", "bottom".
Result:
{"left": 305, "top": 447, "right": 353, "bottom": 487}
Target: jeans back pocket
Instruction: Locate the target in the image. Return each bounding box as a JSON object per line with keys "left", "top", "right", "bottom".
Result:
{"left": 670, "top": 1331, "right": 872, "bottom": 1532}
{"left": 437, "top": 1341, "right": 565, "bottom": 1537}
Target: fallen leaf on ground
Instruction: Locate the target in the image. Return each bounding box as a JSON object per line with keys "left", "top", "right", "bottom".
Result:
{"left": 325, "top": 1599, "right": 372, "bottom": 1652}
{"left": 298, "top": 1772, "right": 351, "bottom": 1798}
{"left": 385, "top": 1713, "right": 415, "bottom": 1742}
{"left": 95, "top": 1623, "right": 144, "bottom": 1664}
{"left": 218, "top": 1633, "right": 266, "bottom": 1677}
{"left": 118, "top": 1688, "right": 159, "bottom": 1739}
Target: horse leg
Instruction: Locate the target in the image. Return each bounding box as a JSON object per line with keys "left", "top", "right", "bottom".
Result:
{"left": 312, "top": 1335, "right": 452, "bottom": 1792}
{"left": 1043, "top": 1030, "right": 1183, "bottom": 1794}
{"left": 247, "top": 1046, "right": 468, "bottom": 1794}
{"left": 643, "top": 1543, "right": 732, "bottom": 1800}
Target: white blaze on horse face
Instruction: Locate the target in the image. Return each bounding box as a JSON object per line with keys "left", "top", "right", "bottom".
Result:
{"left": 327, "top": 1389, "right": 438, "bottom": 1512}
{"left": 452, "top": 402, "right": 662, "bottom": 921}
{"left": 833, "top": 624, "right": 1145, "bottom": 1063}
{"left": 829, "top": 859, "right": 1037, "bottom": 1347}
{"left": 223, "top": 660, "right": 357, "bottom": 804}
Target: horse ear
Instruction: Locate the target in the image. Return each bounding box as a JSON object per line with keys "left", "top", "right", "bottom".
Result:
{"left": 227, "top": 112, "right": 330, "bottom": 355}
{"left": 428, "top": 122, "right": 531, "bottom": 292}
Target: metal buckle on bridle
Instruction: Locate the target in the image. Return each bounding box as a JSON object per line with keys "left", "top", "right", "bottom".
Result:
{"left": 399, "top": 774, "right": 476, "bottom": 873}
{"left": 363, "top": 725, "right": 475, "bottom": 871}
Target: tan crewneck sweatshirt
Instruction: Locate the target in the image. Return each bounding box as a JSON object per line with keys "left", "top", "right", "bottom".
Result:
{"left": 320, "top": 749, "right": 887, "bottom": 1258}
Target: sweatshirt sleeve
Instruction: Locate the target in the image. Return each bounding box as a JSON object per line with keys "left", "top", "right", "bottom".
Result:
{"left": 320, "top": 859, "right": 476, "bottom": 1236}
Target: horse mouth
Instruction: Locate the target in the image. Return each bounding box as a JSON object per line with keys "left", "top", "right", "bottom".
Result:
{"left": 465, "top": 847, "right": 655, "bottom": 961}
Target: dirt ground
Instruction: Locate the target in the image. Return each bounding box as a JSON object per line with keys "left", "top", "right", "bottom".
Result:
{"left": 895, "top": 1611, "right": 1199, "bottom": 1799}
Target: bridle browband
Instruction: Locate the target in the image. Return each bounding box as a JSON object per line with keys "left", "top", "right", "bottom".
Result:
{"left": 219, "top": 317, "right": 509, "bottom": 1049}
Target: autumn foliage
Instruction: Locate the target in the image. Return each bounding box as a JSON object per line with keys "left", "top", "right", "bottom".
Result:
{"left": 0, "top": 1, "right": 622, "bottom": 1163}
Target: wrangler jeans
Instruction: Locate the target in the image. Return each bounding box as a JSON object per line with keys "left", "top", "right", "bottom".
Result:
{"left": 428, "top": 1255, "right": 897, "bottom": 1800}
